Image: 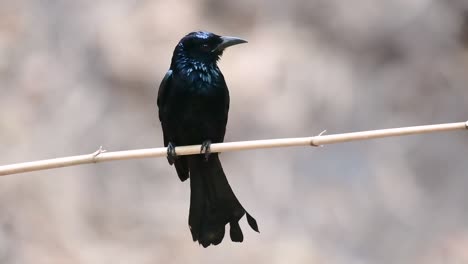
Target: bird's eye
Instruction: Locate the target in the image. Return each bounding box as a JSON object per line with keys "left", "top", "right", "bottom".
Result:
{"left": 201, "top": 44, "right": 211, "bottom": 51}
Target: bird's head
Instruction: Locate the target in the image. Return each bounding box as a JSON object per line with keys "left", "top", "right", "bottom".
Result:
{"left": 172, "top": 31, "right": 247, "bottom": 65}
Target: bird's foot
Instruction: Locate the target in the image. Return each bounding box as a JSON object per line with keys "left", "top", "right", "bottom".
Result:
{"left": 167, "top": 142, "right": 177, "bottom": 165}
{"left": 200, "top": 140, "right": 212, "bottom": 161}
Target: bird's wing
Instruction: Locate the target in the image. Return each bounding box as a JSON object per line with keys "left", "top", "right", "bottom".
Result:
{"left": 157, "top": 70, "right": 173, "bottom": 147}
{"left": 157, "top": 69, "right": 173, "bottom": 121}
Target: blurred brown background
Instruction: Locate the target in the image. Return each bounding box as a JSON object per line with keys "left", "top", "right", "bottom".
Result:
{"left": 1, "top": 0, "right": 468, "bottom": 263}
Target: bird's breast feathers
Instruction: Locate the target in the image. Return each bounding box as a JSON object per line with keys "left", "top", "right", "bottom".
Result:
{"left": 175, "top": 62, "right": 224, "bottom": 93}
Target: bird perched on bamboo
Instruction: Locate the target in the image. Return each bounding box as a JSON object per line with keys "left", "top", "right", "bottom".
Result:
{"left": 157, "top": 31, "right": 259, "bottom": 247}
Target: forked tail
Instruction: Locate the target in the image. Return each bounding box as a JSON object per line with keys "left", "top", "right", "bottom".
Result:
{"left": 188, "top": 154, "right": 259, "bottom": 247}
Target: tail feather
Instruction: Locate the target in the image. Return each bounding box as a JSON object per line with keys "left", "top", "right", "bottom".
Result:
{"left": 187, "top": 154, "right": 257, "bottom": 247}
{"left": 246, "top": 212, "right": 259, "bottom": 233}
{"left": 229, "top": 221, "right": 244, "bottom": 242}
{"left": 187, "top": 156, "right": 203, "bottom": 241}
{"left": 174, "top": 156, "right": 189, "bottom": 181}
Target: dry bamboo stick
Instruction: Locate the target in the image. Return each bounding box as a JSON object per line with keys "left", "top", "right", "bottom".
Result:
{"left": 0, "top": 121, "right": 466, "bottom": 176}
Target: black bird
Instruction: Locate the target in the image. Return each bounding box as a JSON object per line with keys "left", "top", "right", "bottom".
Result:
{"left": 157, "top": 31, "right": 259, "bottom": 247}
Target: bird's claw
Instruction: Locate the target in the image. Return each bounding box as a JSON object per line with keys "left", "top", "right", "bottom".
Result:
{"left": 167, "top": 142, "right": 177, "bottom": 165}
{"left": 200, "top": 140, "right": 212, "bottom": 161}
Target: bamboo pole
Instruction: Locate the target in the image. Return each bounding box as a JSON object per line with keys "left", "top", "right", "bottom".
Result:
{"left": 0, "top": 121, "right": 466, "bottom": 176}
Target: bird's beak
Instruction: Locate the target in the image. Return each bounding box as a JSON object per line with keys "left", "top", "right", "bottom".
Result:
{"left": 213, "top": 36, "right": 248, "bottom": 52}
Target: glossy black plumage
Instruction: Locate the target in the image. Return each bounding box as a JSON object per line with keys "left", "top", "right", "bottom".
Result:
{"left": 157, "top": 31, "right": 258, "bottom": 247}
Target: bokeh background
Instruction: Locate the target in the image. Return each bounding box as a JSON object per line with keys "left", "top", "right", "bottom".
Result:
{"left": 1, "top": 0, "right": 468, "bottom": 263}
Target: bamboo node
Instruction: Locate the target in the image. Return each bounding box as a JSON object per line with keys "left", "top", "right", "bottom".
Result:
{"left": 310, "top": 129, "right": 327, "bottom": 147}
{"left": 91, "top": 146, "right": 106, "bottom": 162}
